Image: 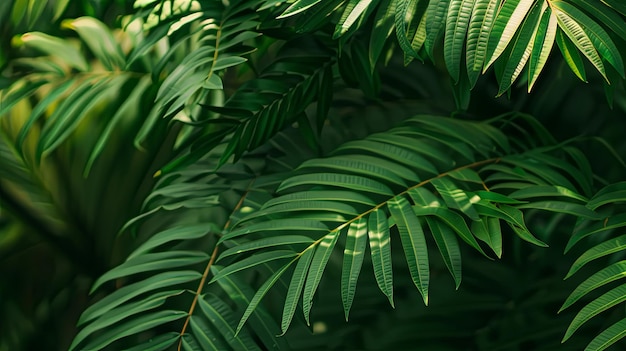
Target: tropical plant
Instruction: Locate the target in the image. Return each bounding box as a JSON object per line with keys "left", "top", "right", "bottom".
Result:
{"left": 1, "top": 0, "right": 626, "bottom": 350}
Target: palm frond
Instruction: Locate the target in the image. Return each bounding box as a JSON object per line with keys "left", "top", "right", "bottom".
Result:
{"left": 215, "top": 113, "right": 595, "bottom": 333}
{"left": 272, "top": 0, "right": 626, "bottom": 95}
{"left": 561, "top": 182, "right": 626, "bottom": 351}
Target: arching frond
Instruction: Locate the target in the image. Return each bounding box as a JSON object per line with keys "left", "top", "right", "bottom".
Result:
{"left": 214, "top": 113, "right": 595, "bottom": 333}
{"left": 561, "top": 182, "right": 626, "bottom": 351}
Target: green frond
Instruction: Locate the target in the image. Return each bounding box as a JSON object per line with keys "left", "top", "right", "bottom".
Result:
{"left": 561, "top": 182, "right": 626, "bottom": 350}
{"left": 217, "top": 114, "right": 593, "bottom": 333}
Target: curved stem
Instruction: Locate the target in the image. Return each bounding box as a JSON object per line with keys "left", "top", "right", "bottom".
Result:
{"left": 177, "top": 180, "right": 253, "bottom": 350}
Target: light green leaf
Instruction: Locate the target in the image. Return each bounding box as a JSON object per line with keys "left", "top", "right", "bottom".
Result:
{"left": 553, "top": 4, "right": 606, "bottom": 81}
{"left": 62, "top": 17, "right": 125, "bottom": 70}
{"left": 53, "top": 0, "right": 70, "bottom": 20}
{"left": 342, "top": 217, "right": 368, "bottom": 320}
{"left": 0, "top": 79, "right": 48, "bottom": 117}
{"left": 552, "top": 1, "right": 625, "bottom": 79}
{"left": 37, "top": 76, "right": 128, "bottom": 160}
{"left": 334, "top": 0, "right": 374, "bottom": 38}
{"left": 388, "top": 196, "right": 429, "bottom": 304}
{"left": 212, "top": 56, "right": 248, "bottom": 71}
{"left": 303, "top": 231, "right": 341, "bottom": 324}
{"left": 84, "top": 76, "right": 152, "bottom": 176}
{"left": 431, "top": 177, "right": 480, "bottom": 221}
{"left": 496, "top": 1, "right": 543, "bottom": 96}
{"left": 409, "top": 188, "right": 487, "bottom": 255}
{"left": 204, "top": 74, "right": 223, "bottom": 89}
{"left": 14, "top": 78, "right": 74, "bottom": 150}
{"left": 484, "top": 0, "right": 535, "bottom": 70}
{"left": 471, "top": 218, "right": 502, "bottom": 257}
{"left": 18, "top": 32, "right": 89, "bottom": 71}
{"left": 556, "top": 28, "right": 587, "bottom": 81}
{"left": 570, "top": 0, "right": 626, "bottom": 42}
{"left": 278, "top": 0, "right": 322, "bottom": 18}
{"left": 528, "top": 6, "right": 558, "bottom": 91}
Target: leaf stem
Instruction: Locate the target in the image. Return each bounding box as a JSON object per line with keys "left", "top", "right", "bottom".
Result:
{"left": 177, "top": 180, "right": 254, "bottom": 349}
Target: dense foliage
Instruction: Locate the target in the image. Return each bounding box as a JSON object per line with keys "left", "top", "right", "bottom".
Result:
{"left": 1, "top": 0, "right": 626, "bottom": 350}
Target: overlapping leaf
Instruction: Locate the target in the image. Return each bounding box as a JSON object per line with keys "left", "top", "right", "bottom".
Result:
{"left": 267, "top": 0, "right": 626, "bottom": 94}
{"left": 561, "top": 182, "right": 626, "bottom": 351}
{"left": 214, "top": 113, "right": 595, "bottom": 333}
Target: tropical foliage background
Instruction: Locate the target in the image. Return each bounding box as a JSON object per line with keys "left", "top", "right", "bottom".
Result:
{"left": 1, "top": 0, "right": 626, "bottom": 350}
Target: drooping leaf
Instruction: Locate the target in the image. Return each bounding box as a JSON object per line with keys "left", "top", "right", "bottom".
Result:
{"left": 388, "top": 196, "right": 429, "bottom": 304}
{"left": 444, "top": 0, "right": 476, "bottom": 82}
{"left": 560, "top": 261, "right": 626, "bottom": 312}
{"left": 341, "top": 217, "right": 368, "bottom": 320}
{"left": 565, "top": 235, "right": 626, "bottom": 279}
{"left": 484, "top": 0, "right": 535, "bottom": 70}
{"left": 527, "top": 5, "right": 558, "bottom": 91}
{"left": 367, "top": 208, "right": 394, "bottom": 306}
{"left": 585, "top": 317, "right": 626, "bottom": 351}
{"left": 302, "top": 231, "right": 341, "bottom": 324}
{"left": 425, "top": 216, "right": 463, "bottom": 287}
{"left": 281, "top": 247, "right": 315, "bottom": 334}
{"left": 466, "top": 0, "right": 500, "bottom": 86}
{"left": 562, "top": 284, "right": 626, "bottom": 342}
